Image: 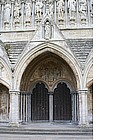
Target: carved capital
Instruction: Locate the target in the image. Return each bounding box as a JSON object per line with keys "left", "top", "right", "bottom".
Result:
{"left": 48, "top": 92, "right": 54, "bottom": 95}
{"left": 9, "top": 90, "right": 20, "bottom": 95}
{"left": 78, "top": 89, "right": 88, "bottom": 94}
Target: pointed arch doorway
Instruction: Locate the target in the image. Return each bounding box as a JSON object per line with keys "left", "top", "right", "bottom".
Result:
{"left": 53, "top": 82, "right": 72, "bottom": 121}
{"left": 20, "top": 52, "right": 78, "bottom": 123}
{"left": 31, "top": 82, "right": 49, "bottom": 121}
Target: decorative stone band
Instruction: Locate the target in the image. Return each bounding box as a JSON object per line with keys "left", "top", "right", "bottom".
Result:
{"left": 9, "top": 90, "right": 20, "bottom": 95}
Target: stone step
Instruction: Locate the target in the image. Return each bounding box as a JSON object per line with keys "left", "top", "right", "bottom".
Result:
{"left": 0, "top": 127, "right": 93, "bottom": 136}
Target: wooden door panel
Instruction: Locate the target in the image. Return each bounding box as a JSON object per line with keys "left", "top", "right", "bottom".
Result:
{"left": 53, "top": 82, "right": 72, "bottom": 120}
{"left": 31, "top": 83, "right": 49, "bottom": 121}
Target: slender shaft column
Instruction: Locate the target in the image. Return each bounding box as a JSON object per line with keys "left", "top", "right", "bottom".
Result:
{"left": 54, "top": 0, "right": 56, "bottom": 23}
{"left": 0, "top": 1, "right": 4, "bottom": 30}
{"left": 0, "top": 3, "right": 1, "bottom": 30}
{"left": 87, "top": 0, "right": 91, "bottom": 26}
{"left": 31, "top": 0, "right": 35, "bottom": 28}
{"left": 78, "top": 89, "right": 89, "bottom": 126}
{"left": 10, "top": 0, "right": 15, "bottom": 30}
{"left": 76, "top": 0, "right": 79, "bottom": 27}
{"left": 9, "top": 90, "right": 20, "bottom": 127}
{"left": 65, "top": 0, "right": 68, "bottom": 27}
{"left": 72, "top": 92, "right": 78, "bottom": 122}
{"left": 49, "top": 92, "right": 54, "bottom": 122}
{"left": 21, "top": 0, "right": 25, "bottom": 29}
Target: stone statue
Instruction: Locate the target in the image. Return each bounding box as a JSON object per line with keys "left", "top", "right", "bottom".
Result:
{"left": 45, "top": 20, "right": 52, "bottom": 39}
{"left": 25, "top": 2, "right": 31, "bottom": 21}
{"left": 4, "top": 2, "right": 11, "bottom": 23}
{"left": 79, "top": 0, "right": 87, "bottom": 19}
{"left": 57, "top": 0, "right": 64, "bottom": 20}
{"left": 68, "top": 0, "right": 76, "bottom": 20}
{"left": 14, "top": 1, "right": 20, "bottom": 21}
{"left": 35, "top": 1, "right": 43, "bottom": 19}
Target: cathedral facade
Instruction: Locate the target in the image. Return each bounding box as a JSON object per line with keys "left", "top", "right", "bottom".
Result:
{"left": 0, "top": 0, "right": 93, "bottom": 127}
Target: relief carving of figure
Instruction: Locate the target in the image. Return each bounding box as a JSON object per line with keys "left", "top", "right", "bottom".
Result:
{"left": 79, "top": 0, "right": 87, "bottom": 19}
{"left": 4, "top": 2, "right": 11, "bottom": 23}
{"left": 14, "top": 1, "right": 21, "bottom": 21}
{"left": 25, "top": 2, "right": 31, "bottom": 21}
{"left": 68, "top": 0, "right": 76, "bottom": 20}
{"left": 35, "top": 1, "right": 43, "bottom": 19}
{"left": 57, "top": 0, "right": 64, "bottom": 20}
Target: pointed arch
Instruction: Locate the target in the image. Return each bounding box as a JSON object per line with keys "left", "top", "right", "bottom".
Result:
{"left": 14, "top": 42, "right": 82, "bottom": 90}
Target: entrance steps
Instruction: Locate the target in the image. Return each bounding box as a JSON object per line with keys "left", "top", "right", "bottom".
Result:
{"left": 0, "top": 123, "right": 93, "bottom": 136}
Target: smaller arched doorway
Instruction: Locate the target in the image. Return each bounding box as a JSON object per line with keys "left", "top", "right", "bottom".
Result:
{"left": 53, "top": 82, "right": 72, "bottom": 121}
{"left": 0, "top": 84, "right": 9, "bottom": 121}
{"left": 31, "top": 82, "right": 49, "bottom": 121}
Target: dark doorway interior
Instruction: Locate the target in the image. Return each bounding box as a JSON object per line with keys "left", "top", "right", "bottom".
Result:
{"left": 53, "top": 82, "right": 72, "bottom": 120}
{"left": 31, "top": 83, "right": 49, "bottom": 121}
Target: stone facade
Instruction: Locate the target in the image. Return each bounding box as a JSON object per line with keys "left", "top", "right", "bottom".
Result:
{"left": 0, "top": 0, "right": 93, "bottom": 127}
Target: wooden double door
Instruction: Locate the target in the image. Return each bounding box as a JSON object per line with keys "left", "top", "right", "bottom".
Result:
{"left": 31, "top": 82, "right": 72, "bottom": 121}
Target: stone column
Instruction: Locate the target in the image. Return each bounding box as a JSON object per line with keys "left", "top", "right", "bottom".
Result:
{"left": 21, "top": 0, "right": 25, "bottom": 29}
{"left": 78, "top": 89, "right": 89, "bottom": 126}
{"left": 76, "top": 0, "right": 79, "bottom": 27}
{"left": 9, "top": 90, "right": 20, "bottom": 127}
{"left": 31, "top": 0, "right": 35, "bottom": 28}
{"left": 0, "top": 1, "right": 4, "bottom": 30}
{"left": 49, "top": 92, "right": 53, "bottom": 122}
{"left": 54, "top": 0, "right": 56, "bottom": 23}
{"left": 71, "top": 92, "right": 78, "bottom": 123}
{"left": 10, "top": 0, "right": 15, "bottom": 30}
{"left": 65, "top": 0, "right": 68, "bottom": 27}
{"left": 87, "top": 0, "right": 91, "bottom": 26}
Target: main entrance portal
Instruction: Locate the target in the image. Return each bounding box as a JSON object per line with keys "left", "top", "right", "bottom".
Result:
{"left": 20, "top": 52, "right": 77, "bottom": 123}
{"left": 30, "top": 82, "right": 72, "bottom": 122}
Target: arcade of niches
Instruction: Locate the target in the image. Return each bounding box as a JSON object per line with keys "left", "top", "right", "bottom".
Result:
{"left": 0, "top": 0, "right": 93, "bottom": 127}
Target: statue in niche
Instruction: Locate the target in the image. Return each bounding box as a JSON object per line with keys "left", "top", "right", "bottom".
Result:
{"left": 44, "top": 20, "right": 52, "bottom": 39}
{"left": 79, "top": 0, "right": 87, "bottom": 20}
{"left": 35, "top": 1, "right": 43, "bottom": 20}
{"left": 14, "top": 1, "right": 21, "bottom": 21}
{"left": 68, "top": 0, "right": 76, "bottom": 20}
{"left": 57, "top": 0, "right": 64, "bottom": 21}
{"left": 4, "top": 2, "right": 11, "bottom": 24}
{"left": 25, "top": 2, "right": 31, "bottom": 21}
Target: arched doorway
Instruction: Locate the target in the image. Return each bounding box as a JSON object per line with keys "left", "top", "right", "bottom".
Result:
{"left": 0, "top": 84, "right": 9, "bottom": 121}
{"left": 31, "top": 82, "right": 49, "bottom": 121}
{"left": 53, "top": 82, "right": 72, "bottom": 121}
{"left": 87, "top": 83, "right": 93, "bottom": 124}
{"left": 20, "top": 52, "right": 77, "bottom": 123}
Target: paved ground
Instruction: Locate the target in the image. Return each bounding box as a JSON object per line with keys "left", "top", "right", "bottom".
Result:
{"left": 0, "top": 134, "right": 93, "bottom": 140}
